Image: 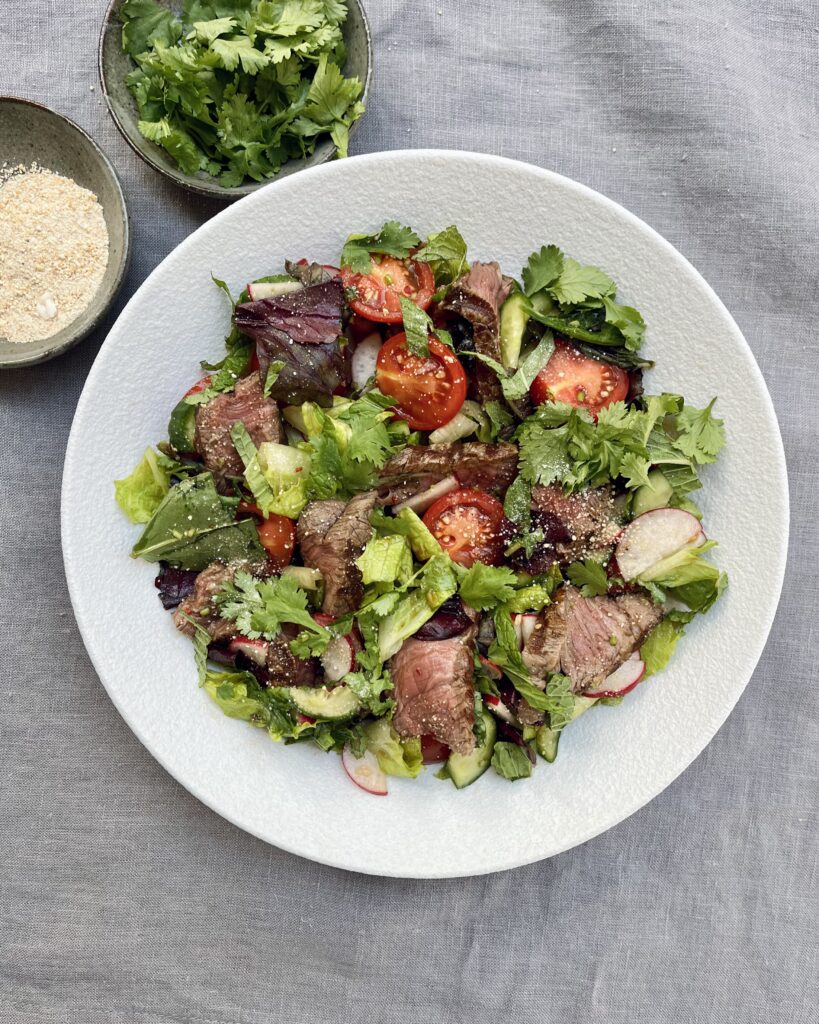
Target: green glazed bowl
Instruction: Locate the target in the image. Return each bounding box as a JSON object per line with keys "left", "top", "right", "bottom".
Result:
{"left": 98, "top": 0, "right": 373, "bottom": 199}
{"left": 0, "top": 97, "right": 130, "bottom": 369}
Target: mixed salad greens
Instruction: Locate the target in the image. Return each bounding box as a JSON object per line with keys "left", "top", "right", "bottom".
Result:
{"left": 115, "top": 222, "right": 727, "bottom": 793}
{"left": 118, "top": 0, "right": 365, "bottom": 187}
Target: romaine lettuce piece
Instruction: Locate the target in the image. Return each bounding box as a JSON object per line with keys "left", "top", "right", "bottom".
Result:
{"left": 356, "top": 534, "right": 413, "bottom": 584}
{"left": 363, "top": 719, "right": 422, "bottom": 778}
{"left": 114, "top": 448, "right": 173, "bottom": 524}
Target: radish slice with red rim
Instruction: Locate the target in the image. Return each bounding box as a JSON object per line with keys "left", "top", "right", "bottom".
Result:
{"left": 321, "top": 634, "right": 355, "bottom": 683}
{"left": 351, "top": 332, "right": 383, "bottom": 388}
{"left": 342, "top": 745, "right": 388, "bottom": 795}
{"left": 227, "top": 637, "right": 269, "bottom": 667}
{"left": 584, "top": 652, "right": 646, "bottom": 698}
{"left": 615, "top": 508, "right": 706, "bottom": 581}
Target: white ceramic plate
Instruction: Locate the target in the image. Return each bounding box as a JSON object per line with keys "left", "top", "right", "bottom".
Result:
{"left": 61, "top": 151, "right": 788, "bottom": 878}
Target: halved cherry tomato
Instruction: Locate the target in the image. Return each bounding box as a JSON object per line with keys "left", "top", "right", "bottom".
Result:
{"left": 256, "top": 514, "right": 296, "bottom": 568}
{"left": 423, "top": 488, "right": 506, "bottom": 568}
{"left": 376, "top": 332, "right": 467, "bottom": 430}
{"left": 248, "top": 347, "right": 260, "bottom": 373}
{"left": 184, "top": 374, "right": 213, "bottom": 398}
{"left": 530, "top": 339, "right": 629, "bottom": 417}
{"left": 421, "top": 735, "right": 450, "bottom": 764}
{"left": 341, "top": 256, "right": 435, "bottom": 323}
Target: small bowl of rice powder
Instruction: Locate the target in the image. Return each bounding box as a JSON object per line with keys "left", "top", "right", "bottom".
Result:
{"left": 0, "top": 97, "right": 130, "bottom": 368}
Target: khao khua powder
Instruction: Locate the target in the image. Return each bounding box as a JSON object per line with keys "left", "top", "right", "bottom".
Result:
{"left": 0, "top": 166, "right": 109, "bottom": 344}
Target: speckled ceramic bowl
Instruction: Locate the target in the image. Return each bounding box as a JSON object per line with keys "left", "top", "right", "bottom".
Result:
{"left": 98, "top": 0, "right": 373, "bottom": 199}
{"left": 0, "top": 97, "right": 130, "bottom": 369}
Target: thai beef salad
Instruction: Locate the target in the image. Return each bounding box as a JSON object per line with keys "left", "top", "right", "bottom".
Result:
{"left": 115, "top": 223, "right": 727, "bottom": 793}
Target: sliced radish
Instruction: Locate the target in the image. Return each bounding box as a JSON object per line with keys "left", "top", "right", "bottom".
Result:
{"left": 615, "top": 508, "right": 706, "bottom": 581}
{"left": 478, "top": 655, "right": 503, "bottom": 681}
{"left": 512, "top": 613, "right": 538, "bottom": 648}
{"left": 351, "top": 332, "right": 382, "bottom": 388}
{"left": 247, "top": 279, "right": 302, "bottom": 301}
{"left": 484, "top": 694, "right": 518, "bottom": 725}
{"left": 393, "top": 475, "right": 459, "bottom": 514}
{"left": 584, "top": 652, "right": 646, "bottom": 698}
{"left": 321, "top": 634, "right": 355, "bottom": 683}
{"left": 342, "top": 745, "right": 388, "bottom": 795}
{"left": 227, "top": 637, "right": 269, "bottom": 667}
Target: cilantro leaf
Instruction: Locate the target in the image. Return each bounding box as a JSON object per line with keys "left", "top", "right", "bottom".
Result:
{"left": 215, "top": 570, "right": 331, "bottom": 640}
{"left": 340, "top": 221, "right": 421, "bottom": 274}
{"left": 522, "top": 244, "right": 564, "bottom": 297}
{"left": 550, "top": 259, "right": 615, "bottom": 305}
{"left": 459, "top": 564, "right": 518, "bottom": 610}
{"left": 121, "top": 0, "right": 182, "bottom": 57}
{"left": 400, "top": 296, "right": 432, "bottom": 357}
{"left": 120, "top": 0, "right": 364, "bottom": 187}
{"left": 675, "top": 398, "right": 726, "bottom": 464}
{"left": 567, "top": 559, "right": 609, "bottom": 597}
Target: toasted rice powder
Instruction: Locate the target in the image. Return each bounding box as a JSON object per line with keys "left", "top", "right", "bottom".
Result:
{"left": 0, "top": 164, "right": 109, "bottom": 344}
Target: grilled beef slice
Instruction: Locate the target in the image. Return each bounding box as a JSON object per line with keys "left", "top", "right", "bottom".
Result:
{"left": 194, "top": 371, "right": 282, "bottom": 492}
{"left": 378, "top": 442, "right": 518, "bottom": 504}
{"left": 522, "top": 585, "right": 663, "bottom": 692}
{"left": 296, "top": 491, "right": 376, "bottom": 616}
{"left": 173, "top": 562, "right": 239, "bottom": 643}
{"left": 391, "top": 625, "right": 478, "bottom": 755}
{"left": 266, "top": 624, "right": 320, "bottom": 688}
{"left": 512, "top": 484, "right": 621, "bottom": 574}
{"left": 441, "top": 262, "right": 514, "bottom": 403}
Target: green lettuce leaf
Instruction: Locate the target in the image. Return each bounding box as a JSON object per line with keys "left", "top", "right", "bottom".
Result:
{"left": 114, "top": 447, "right": 176, "bottom": 524}
{"left": 640, "top": 618, "right": 685, "bottom": 677}
{"left": 363, "top": 718, "right": 422, "bottom": 778}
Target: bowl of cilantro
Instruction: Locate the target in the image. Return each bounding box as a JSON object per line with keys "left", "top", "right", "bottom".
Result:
{"left": 99, "top": 0, "right": 372, "bottom": 197}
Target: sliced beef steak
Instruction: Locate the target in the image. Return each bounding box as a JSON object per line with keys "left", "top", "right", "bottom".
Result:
{"left": 266, "top": 623, "right": 320, "bottom": 688}
{"left": 441, "top": 262, "right": 514, "bottom": 403}
{"left": 522, "top": 585, "right": 662, "bottom": 691}
{"left": 378, "top": 442, "right": 518, "bottom": 504}
{"left": 512, "top": 484, "right": 621, "bottom": 573}
{"left": 194, "top": 371, "right": 282, "bottom": 492}
{"left": 296, "top": 492, "right": 376, "bottom": 616}
{"left": 173, "top": 562, "right": 238, "bottom": 643}
{"left": 391, "top": 625, "right": 477, "bottom": 755}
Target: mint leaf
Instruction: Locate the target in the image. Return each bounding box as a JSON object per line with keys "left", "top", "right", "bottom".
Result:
{"left": 400, "top": 296, "right": 432, "bottom": 357}
{"left": 415, "top": 225, "right": 468, "bottom": 288}
{"left": 491, "top": 742, "right": 533, "bottom": 781}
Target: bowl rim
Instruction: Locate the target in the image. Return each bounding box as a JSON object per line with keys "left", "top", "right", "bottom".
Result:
{"left": 0, "top": 94, "right": 131, "bottom": 369}
{"left": 97, "top": 0, "right": 374, "bottom": 199}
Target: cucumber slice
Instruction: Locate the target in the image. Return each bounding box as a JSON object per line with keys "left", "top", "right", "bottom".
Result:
{"left": 288, "top": 685, "right": 361, "bottom": 721}
{"left": 631, "top": 469, "right": 673, "bottom": 517}
{"left": 535, "top": 725, "right": 560, "bottom": 762}
{"left": 499, "top": 291, "right": 529, "bottom": 369}
{"left": 446, "top": 709, "right": 497, "bottom": 789}
{"left": 535, "top": 695, "right": 597, "bottom": 763}
{"left": 168, "top": 399, "right": 197, "bottom": 454}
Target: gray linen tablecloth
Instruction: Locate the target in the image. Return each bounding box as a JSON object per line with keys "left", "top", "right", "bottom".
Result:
{"left": 1, "top": 2, "right": 817, "bottom": 1021}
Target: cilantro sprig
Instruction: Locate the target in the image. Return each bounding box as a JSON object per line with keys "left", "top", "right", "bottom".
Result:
{"left": 215, "top": 570, "right": 331, "bottom": 642}
{"left": 520, "top": 244, "right": 646, "bottom": 352}
{"left": 340, "top": 221, "right": 421, "bottom": 274}
{"left": 119, "top": 0, "right": 365, "bottom": 188}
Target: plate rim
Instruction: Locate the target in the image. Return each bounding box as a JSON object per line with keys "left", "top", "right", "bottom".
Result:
{"left": 61, "top": 149, "right": 790, "bottom": 877}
